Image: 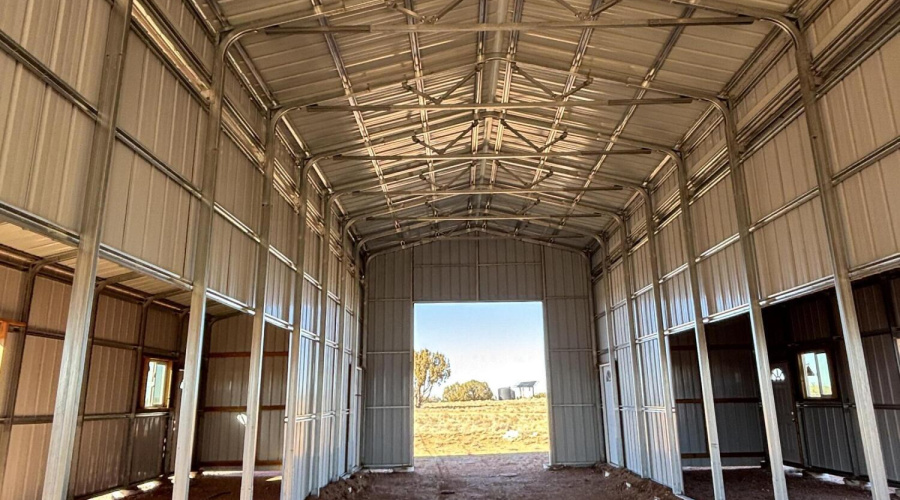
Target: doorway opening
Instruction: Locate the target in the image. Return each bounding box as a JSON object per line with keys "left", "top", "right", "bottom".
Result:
{"left": 413, "top": 302, "right": 550, "bottom": 459}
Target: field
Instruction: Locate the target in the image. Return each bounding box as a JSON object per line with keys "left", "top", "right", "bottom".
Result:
{"left": 414, "top": 398, "right": 550, "bottom": 457}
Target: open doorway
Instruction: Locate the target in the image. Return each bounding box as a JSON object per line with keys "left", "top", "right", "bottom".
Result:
{"left": 413, "top": 302, "right": 549, "bottom": 459}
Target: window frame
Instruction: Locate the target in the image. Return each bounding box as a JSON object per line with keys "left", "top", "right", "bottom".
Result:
{"left": 797, "top": 349, "right": 837, "bottom": 400}
{"left": 141, "top": 357, "right": 173, "bottom": 410}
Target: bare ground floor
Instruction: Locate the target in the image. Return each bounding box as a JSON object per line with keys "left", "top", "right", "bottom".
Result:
{"left": 127, "top": 453, "right": 879, "bottom": 500}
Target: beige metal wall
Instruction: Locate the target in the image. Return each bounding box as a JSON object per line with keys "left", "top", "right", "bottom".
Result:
{"left": 363, "top": 239, "right": 602, "bottom": 468}
{"left": 593, "top": 0, "right": 900, "bottom": 487}
{"left": 0, "top": 264, "right": 184, "bottom": 500}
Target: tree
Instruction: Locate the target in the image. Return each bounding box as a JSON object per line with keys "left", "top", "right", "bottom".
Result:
{"left": 414, "top": 349, "right": 451, "bottom": 408}
{"left": 443, "top": 380, "right": 494, "bottom": 402}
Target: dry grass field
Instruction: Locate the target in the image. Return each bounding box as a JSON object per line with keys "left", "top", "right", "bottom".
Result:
{"left": 414, "top": 398, "right": 550, "bottom": 457}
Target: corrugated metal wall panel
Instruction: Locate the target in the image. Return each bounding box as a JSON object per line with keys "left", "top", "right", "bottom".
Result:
{"left": 801, "top": 406, "right": 855, "bottom": 473}
{"left": 216, "top": 135, "right": 263, "bottom": 232}
{"left": 199, "top": 411, "right": 245, "bottom": 463}
{"left": 270, "top": 193, "right": 297, "bottom": 259}
{"left": 209, "top": 214, "right": 257, "bottom": 306}
{"left": 15, "top": 335, "right": 62, "bottom": 416}
{"left": 744, "top": 118, "right": 816, "bottom": 219}
{"left": 103, "top": 141, "right": 193, "bottom": 277}
{"left": 73, "top": 418, "right": 128, "bottom": 496}
{"left": 151, "top": 0, "right": 214, "bottom": 70}
{"left": 0, "top": 264, "right": 24, "bottom": 318}
{"left": 698, "top": 243, "right": 748, "bottom": 317}
{"left": 118, "top": 31, "right": 206, "bottom": 183}
{"left": 413, "top": 264, "right": 477, "bottom": 302}
{"left": 836, "top": 148, "right": 900, "bottom": 269}
{"left": 84, "top": 346, "right": 134, "bottom": 414}
{"left": 0, "top": 423, "right": 51, "bottom": 500}
{"left": 646, "top": 411, "right": 675, "bottom": 486}
{"left": 144, "top": 305, "right": 181, "bottom": 352}
{"left": 863, "top": 334, "right": 900, "bottom": 406}
{"left": 634, "top": 291, "right": 656, "bottom": 339}
{"left": 0, "top": 0, "right": 111, "bottom": 103}
{"left": 544, "top": 247, "right": 590, "bottom": 298}
{"left": 821, "top": 34, "right": 900, "bottom": 174}
{"left": 663, "top": 271, "right": 691, "bottom": 330}
{"left": 257, "top": 409, "right": 285, "bottom": 462}
{"left": 0, "top": 53, "right": 93, "bottom": 232}
{"left": 621, "top": 409, "right": 641, "bottom": 473}
{"left": 639, "top": 339, "right": 663, "bottom": 408}
{"left": 479, "top": 262, "right": 542, "bottom": 300}
{"left": 692, "top": 175, "right": 737, "bottom": 254}
{"left": 130, "top": 415, "right": 167, "bottom": 483}
{"left": 93, "top": 295, "right": 141, "bottom": 344}
{"left": 224, "top": 68, "right": 265, "bottom": 140}
{"left": 657, "top": 217, "right": 686, "bottom": 277}
{"left": 755, "top": 197, "right": 831, "bottom": 297}
{"left": 266, "top": 254, "right": 293, "bottom": 323}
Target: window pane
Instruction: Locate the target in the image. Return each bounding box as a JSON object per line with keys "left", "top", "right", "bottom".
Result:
{"left": 816, "top": 352, "right": 833, "bottom": 396}
{"left": 144, "top": 360, "right": 169, "bottom": 408}
{"left": 801, "top": 352, "right": 821, "bottom": 398}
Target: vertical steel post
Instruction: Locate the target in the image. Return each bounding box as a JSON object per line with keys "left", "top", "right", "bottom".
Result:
{"left": 640, "top": 190, "right": 684, "bottom": 493}
{"left": 622, "top": 230, "right": 651, "bottom": 477}
{"left": 602, "top": 237, "right": 626, "bottom": 466}
{"left": 719, "top": 102, "right": 787, "bottom": 500}
{"left": 239, "top": 112, "right": 280, "bottom": 499}
{"left": 311, "top": 197, "right": 333, "bottom": 492}
{"left": 281, "top": 162, "right": 311, "bottom": 500}
{"left": 172, "top": 35, "right": 228, "bottom": 500}
{"left": 40, "top": 1, "right": 133, "bottom": 497}
{"left": 330, "top": 220, "right": 348, "bottom": 479}
{"left": 671, "top": 148, "right": 727, "bottom": 500}
{"left": 792, "top": 28, "right": 890, "bottom": 500}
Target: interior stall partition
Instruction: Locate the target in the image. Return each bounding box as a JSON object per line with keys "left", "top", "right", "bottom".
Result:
{"left": 763, "top": 274, "right": 900, "bottom": 484}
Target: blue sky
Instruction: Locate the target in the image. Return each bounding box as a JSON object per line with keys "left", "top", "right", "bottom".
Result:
{"left": 414, "top": 302, "right": 546, "bottom": 397}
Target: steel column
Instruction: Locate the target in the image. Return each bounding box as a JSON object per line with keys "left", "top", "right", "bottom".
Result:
{"left": 239, "top": 112, "right": 280, "bottom": 499}
{"left": 172, "top": 35, "right": 229, "bottom": 500}
{"left": 640, "top": 190, "right": 683, "bottom": 494}
{"left": 718, "top": 102, "right": 787, "bottom": 499}
{"left": 281, "top": 164, "right": 312, "bottom": 500}
{"left": 601, "top": 238, "right": 626, "bottom": 466}
{"left": 40, "top": 1, "right": 134, "bottom": 497}
{"left": 330, "top": 222, "right": 349, "bottom": 479}
{"left": 622, "top": 234, "right": 651, "bottom": 478}
{"left": 671, "top": 148, "right": 726, "bottom": 499}
{"left": 792, "top": 25, "right": 890, "bottom": 500}
{"left": 311, "top": 197, "right": 333, "bottom": 492}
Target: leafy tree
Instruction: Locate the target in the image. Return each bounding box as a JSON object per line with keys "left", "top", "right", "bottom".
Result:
{"left": 414, "top": 349, "right": 451, "bottom": 408}
{"left": 443, "top": 380, "right": 494, "bottom": 402}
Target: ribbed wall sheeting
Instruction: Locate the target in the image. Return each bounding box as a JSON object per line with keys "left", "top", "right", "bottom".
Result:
{"left": 0, "top": 265, "right": 24, "bottom": 319}
{"left": 198, "top": 315, "right": 290, "bottom": 465}
{"left": 0, "top": 261, "right": 184, "bottom": 500}
{"left": 364, "top": 239, "right": 602, "bottom": 468}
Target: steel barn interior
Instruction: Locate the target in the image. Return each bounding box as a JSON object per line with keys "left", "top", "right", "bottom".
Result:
{"left": 0, "top": 0, "right": 898, "bottom": 499}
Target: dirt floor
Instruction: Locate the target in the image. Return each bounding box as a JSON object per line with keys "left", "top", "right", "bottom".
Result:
{"left": 683, "top": 467, "right": 875, "bottom": 500}
{"left": 414, "top": 399, "right": 550, "bottom": 456}
{"left": 126, "top": 455, "right": 886, "bottom": 500}
{"left": 319, "top": 453, "right": 679, "bottom": 500}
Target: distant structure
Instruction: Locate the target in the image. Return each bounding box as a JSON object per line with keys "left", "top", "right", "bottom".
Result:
{"left": 498, "top": 387, "right": 516, "bottom": 401}
{"left": 516, "top": 381, "right": 538, "bottom": 399}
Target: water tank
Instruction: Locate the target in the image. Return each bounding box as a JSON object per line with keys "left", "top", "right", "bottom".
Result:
{"left": 498, "top": 387, "right": 515, "bottom": 401}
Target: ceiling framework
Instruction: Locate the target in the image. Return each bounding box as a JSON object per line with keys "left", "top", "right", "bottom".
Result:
{"left": 203, "top": 0, "right": 796, "bottom": 252}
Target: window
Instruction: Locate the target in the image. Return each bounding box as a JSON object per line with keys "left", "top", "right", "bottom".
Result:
{"left": 799, "top": 350, "right": 834, "bottom": 399}
{"left": 142, "top": 358, "right": 173, "bottom": 409}
{"left": 0, "top": 320, "right": 8, "bottom": 372}
{"left": 770, "top": 368, "right": 785, "bottom": 382}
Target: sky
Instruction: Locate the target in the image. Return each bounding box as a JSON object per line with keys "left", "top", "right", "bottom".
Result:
{"left": 414, "top": 302, "right": 546, "bottom": 398}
